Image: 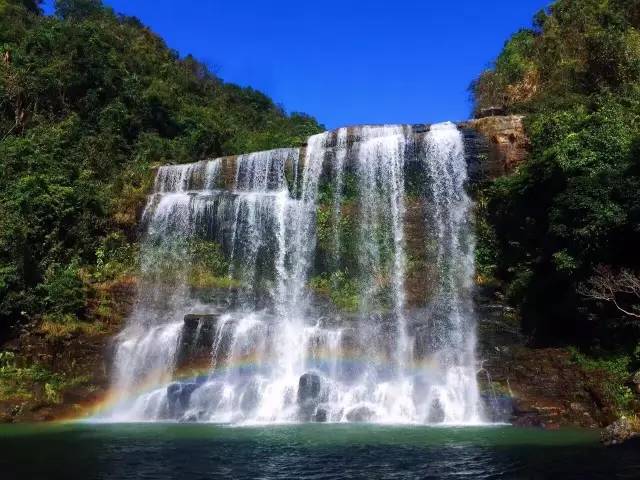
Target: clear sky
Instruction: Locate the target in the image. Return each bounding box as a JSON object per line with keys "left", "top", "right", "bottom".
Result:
{"left": 44, "top": 0, "right": 550, "bottom": 129}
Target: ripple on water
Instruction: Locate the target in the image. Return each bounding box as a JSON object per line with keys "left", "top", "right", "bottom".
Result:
{"left": 1, "top": 424, "right": 639, "bottom": 480}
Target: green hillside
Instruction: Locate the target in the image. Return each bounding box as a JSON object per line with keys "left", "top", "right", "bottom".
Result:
{"left": 0, "top": 0, "right": 323, "bottom": 339}
{"left": 472, "top": 0, "right": 640, "bottom": 349}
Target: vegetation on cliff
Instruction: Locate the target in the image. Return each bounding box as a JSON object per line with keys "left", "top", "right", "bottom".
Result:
{"left": 473, "top": 0, "right": 640, "bottom": 347}
{"left": 472, "top": 0, "right": 640, "bottom": 422}
{"left": 0, "top": 0, "right": 323, "bottom": 342}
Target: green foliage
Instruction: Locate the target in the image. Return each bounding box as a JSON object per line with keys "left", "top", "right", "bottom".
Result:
{"left": 569, "top": 347, "right": 637, "bottom": 414}
{"left": 54, "top": 0, "right": 103, "bottom": 20}
{"left": 484, "top": 96, "right": 640, "bottom": 342}
{"left": 0, "top": 350, "right": 90, "bottom": 402}
{"left": 473, "top": 192, "right": 498, "bottom": 283}
{"left": 39, "top": 313, "right": 105, "bottom": 340}
{"left": 184, "top": 239, "right": 227, "bottom": 276}
{"left": 472, "top": 0, "right": 640, "bottom": 346}
{"left": 473, "top": 0, "right": 640, "bottom": 114}
{"left": 39, "top": 262, "right": 86, "bottom": 315}
{"left": 0, "top": 0, "right": 322, "bottom": 337}
{"left": 310, "top": 271, "right": 360, "bottom": 313}
{"left": 184, "top": 239, "right": 239, "bottom": 290}
{"left": 93, "top": 233, "right": 138, "bottom": 282}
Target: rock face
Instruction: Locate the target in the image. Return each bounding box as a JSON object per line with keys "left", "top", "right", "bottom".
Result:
{"left": 0, "top": 275, "right": 137, "bottom": 423}
{"left": 176, "top": 314, "right": 220, "bottom": 369}
{"left": 297, "top": 372, "right": 322, "bottom": 420}
{"left": 461, "top": 115, "right": 530, "bottom": 174}
{"left": 478, "top": 345, "right": 617, "bottom": 429}
{"left": 346, "top": 406, "right": 375, "bottom": 422}
{"left": 166, "top": 382, "right": 200, "bottom": 419}
{"left": 601, "top": 418, "right": 639, "bottom": 446}
{"left": 633, "top": 370, "right": 640, "bottom": 394}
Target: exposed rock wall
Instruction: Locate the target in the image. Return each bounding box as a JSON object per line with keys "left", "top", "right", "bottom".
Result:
{"left": 460, "top": 115, "right": 530, "bottom": 175}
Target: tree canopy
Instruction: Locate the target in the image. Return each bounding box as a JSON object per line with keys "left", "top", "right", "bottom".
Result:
{"left": 0, "top": 0, "right": 323, "bottom": 338}
{"left": 472, "top": 0, "right": 640, "bottom": 348}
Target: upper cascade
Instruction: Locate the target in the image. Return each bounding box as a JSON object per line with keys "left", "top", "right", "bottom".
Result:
{"left": 107, "top": 122, "right": 485, "bottom": 425}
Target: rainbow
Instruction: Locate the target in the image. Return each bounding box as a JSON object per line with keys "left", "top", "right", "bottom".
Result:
{"left": 68, "top": 350, "right": 440, "bottom": 421}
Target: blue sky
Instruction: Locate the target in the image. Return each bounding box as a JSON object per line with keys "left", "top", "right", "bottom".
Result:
{"left": 44, "top": 1, "right": 550, "bottom": 129}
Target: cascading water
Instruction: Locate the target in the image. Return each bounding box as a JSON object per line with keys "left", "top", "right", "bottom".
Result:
{"left": 106, "top": 122, "right": 484, "bottom": 424}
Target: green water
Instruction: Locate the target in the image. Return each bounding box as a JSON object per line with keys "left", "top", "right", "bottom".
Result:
{"left": 0, "top": 423, "right": 638, "bottom": 479}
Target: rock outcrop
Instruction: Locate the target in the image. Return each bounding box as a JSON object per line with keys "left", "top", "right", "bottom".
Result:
{"left": 297, "top": 372, "right": 322, "bottom": 421}
{"left": 601, "top": 418, "right": 640, "bottom": 446}
{"left": 633, "top": 370, "right": 640, "bottom": 394}
{"left": 461, "top": 115, "right": 530, "bottom": 174}
{"left": 176, "top": 314, "right": 221, "bottom": 370}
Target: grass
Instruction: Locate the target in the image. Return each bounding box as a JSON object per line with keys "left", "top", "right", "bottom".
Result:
{"left": 0, "top": 351, "right": 92, "bottom": 404}
{"left": 309, "top": 272, "right": 360, "bottom": 313}
{"left": 569, "top": 347, "right": 637, "bottom": 415}
{"left": 187, "top": 268, "right": 241, "bottom": 289}
{"left": 38, "top": 314, "right": 106, "bottom": 340}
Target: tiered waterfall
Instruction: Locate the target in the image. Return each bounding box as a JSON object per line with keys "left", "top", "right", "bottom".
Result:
{"left": 107, "top": 122, "right": 484, "bottom": 424}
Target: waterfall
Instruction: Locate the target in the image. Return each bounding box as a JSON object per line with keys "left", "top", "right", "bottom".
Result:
{"left": 106, "top": 122, "right": 484, "bottom": 425}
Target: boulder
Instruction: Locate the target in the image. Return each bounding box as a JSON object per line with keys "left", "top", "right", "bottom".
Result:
{"left": 476, "top": 106, "right": 506, "bottom": 118}
{"left": 314, "top": 408, "right": 327, "bottom": 423}
{"left": 297, "top": 372, "right": 321, "bottom": 404}
{"left": 601, "top": 418, "right": 639, "bottom": 446}
{"left": 346, "top": 405, "right": 374, "bottom": 423}
{"left": 240, "top": 381, "right": 261, "bottom": 415}
{"left": 427, "top": 398, "right": 445, "bottom": 424}
{"left": 166, "top": 382, "right": 200, "bottom": 418}
{"left": 632, "top": 370, "right": 640, "bottom": 394}
{"left": 481, "top": 393, "right": 513, "bottom": 423}
{"left": 176, "top": 313, "right": 222, "bottom": 369}
{"left": 297, "top": 372, "right": 322, "bottom": 420}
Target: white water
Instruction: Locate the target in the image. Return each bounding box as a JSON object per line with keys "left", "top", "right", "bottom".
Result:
{"left": 106, "top": 123, "right": 484, "bottom": 425}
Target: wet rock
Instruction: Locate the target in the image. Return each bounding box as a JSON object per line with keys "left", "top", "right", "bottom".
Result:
{"left": 180, "top": 413, "right": 198, "bottom": 423}
{"left": 481, "top": 394, "right": 513, "bottom": 423}
{"left": 167, "top": 382, "right": 200, "bottom": 418}
{"left": 460, "top": 115, "right": 529, "bottom": 175}
{"left": 346, "top": 406, "right": 374, "bottom": 423}
{"left": 512, "top": 413, "right": 544, "bottom": 428}
{"left": 601, "top": 418, "right": 639, "bottom": 446}
{"left": 314, "top": 408, "right": 327, "bottom": 423}
{"left": 240, "top": 382, "right": 261, "bottom": 415}
{"left": 427, "top": 398, "right": 445, "bottom": 424}
{"left": 184, "top": 313, "right": 218, "bottom": 327}
{"left": 413, "top": 326, "right": 433, "bottom": 360}
{"left": 340, "top": 328, "right": 359, "bottom": 353}
{"left": 176, "top": 314, "right": 224, "bottom": 370}
{"left": 297, "top": 372, "right": 322, "bottom": 420}
{"left": 297, "top": 373, "right": 321, "bottom": 404}
{"left": 182, "top": 314, "right": 220, "bottom": 347}
{"left": 632, "top": 370, "right": 640, "bottom": 394}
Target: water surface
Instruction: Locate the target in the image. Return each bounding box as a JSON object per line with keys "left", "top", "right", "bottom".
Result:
{"left": 1, "top": 424, "right": 638, "bottom": 479}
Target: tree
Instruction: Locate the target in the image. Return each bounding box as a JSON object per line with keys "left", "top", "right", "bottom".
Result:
{"left": 580, "top": 265, "right": 640, "bottom": 319}
{"left": 9, "top": 0, "right": 43, "bottom": 13}
{"left": 0, "top": 1, "right": 323, "bottom": 339}
{"left": 54, "top": 0, "right": 104, "bottom": 20}
{"left": 471, "top": 0, "right": 640, "bottom": 346}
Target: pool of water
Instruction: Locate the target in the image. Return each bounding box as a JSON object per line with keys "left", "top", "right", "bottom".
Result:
{"left": 1, "top": 423, "right": 638, "bottom": 479}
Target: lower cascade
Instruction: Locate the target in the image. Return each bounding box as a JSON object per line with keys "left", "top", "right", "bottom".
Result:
{"left": 107, "top": 122, "right": 485, "bottom": 424}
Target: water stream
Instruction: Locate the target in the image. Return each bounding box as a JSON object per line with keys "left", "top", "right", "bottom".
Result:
{"left": 107, "top": 122, "right": 483, "bottom": 424}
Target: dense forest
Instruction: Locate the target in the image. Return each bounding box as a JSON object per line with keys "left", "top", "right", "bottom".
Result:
{"left": 0, "top": 0, "right": 323, "bottom": 341}
{"left": 473, "top": 0, "right": 640, "bottom": 354}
